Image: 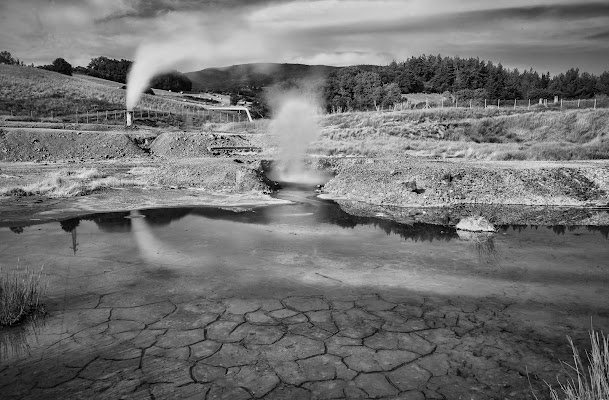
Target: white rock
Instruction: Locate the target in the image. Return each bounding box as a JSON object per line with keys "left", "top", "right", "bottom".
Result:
{"left": 456, "top": 216, "right": 496, "bottom": 232}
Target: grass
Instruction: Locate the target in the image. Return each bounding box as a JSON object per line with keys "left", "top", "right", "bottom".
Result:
{"left": 541, "top": 330, "right": 609, "bottom": 400}
{"left": 0, "top": 64, "right": 213, "bottom": 119}
{"left": 0, "top": 266, "right": 47, "bottom": 326}
{"left": 311, "top": 108, "right": 609, "bottom": 160}
{"left": 0, "top": 168, "right": 144, "bottom": 198}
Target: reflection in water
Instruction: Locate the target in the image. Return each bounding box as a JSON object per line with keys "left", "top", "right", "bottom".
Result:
{"left": 0, "top": 314, "right": 46, "bottom": 362}
{"left": 9, "top": 226, "right": 23, "bottom": 234}
{"left": 129, "top": 210, "right": 213, "bottom": 267}
{"left": 498, "top": 224, "right": 609, "bottom": 239}
{"left": 60, "top": 218, "right": 80, "bottom": 255}
{"left": 457, "top": 230, "right": 499, "bottom": 264}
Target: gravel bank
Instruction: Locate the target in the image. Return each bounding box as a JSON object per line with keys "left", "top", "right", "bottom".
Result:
{"left": 0, "top": 128, "right": 147, "bottom": 161}
{"left": 322, "top": 158, "right": 609, "bottom": 207}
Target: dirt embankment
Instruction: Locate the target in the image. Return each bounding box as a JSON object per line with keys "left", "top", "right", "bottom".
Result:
{"left": 322, "top": 158, "right": 609, "bottom": 208}
{"left": 149, "top": 132, "right": 264, "bottom": 157}
{"left": 0, "top": 128, "right": 147, "bottom": 161}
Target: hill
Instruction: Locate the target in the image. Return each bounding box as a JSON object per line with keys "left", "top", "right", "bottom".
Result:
{"left": 0, "top": 65, "right": 199, "bottom": 117}
{"left": 185, "top": 63, "right": 339, "bottom": 91}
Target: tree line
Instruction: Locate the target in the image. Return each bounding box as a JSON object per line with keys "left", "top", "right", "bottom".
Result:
{"left": 76, "top": 56, "right": 192, "bottom": 92}
{"left": 323, "top": 55, "right": 609, "bottom": 112}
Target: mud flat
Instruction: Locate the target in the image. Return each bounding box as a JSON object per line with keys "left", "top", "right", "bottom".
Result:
{"left": 1, "top": 203, "right": 608, "bottom": 400}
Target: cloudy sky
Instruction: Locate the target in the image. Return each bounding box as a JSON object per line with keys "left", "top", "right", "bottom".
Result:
{"left": 1, "top": 0, "right": 608, "bottom": 74}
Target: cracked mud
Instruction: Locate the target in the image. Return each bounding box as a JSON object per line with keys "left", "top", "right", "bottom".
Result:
{"left": 1, "top": 292, "right": 604, "bottom": 400}
{"left": 1, "top": 202, "right": 608, "bottom": 399}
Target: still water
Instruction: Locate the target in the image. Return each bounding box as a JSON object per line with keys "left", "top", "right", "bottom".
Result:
{"left": 1, "top": 190, "right": 607, "bottom": 307}
{"left": 1, "top": 189, "right": 609, "bottom": 399}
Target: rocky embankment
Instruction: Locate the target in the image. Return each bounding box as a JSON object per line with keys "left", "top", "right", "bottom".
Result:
{"left": 0, "top": 128, "right": 147, "bottom": 161}
{"left": 322, "top": 158, "right": 609, "bottom": 208}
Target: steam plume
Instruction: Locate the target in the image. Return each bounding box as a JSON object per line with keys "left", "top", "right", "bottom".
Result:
{"left": 126, "top": 15, "right": 272, "bottom": 110}
{"left": 268, "top": 87, "right": 327, "bottom": 185}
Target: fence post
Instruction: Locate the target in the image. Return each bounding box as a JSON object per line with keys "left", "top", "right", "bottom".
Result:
{"left": 528, "top": 99, "right": 530, "bottom": 110}
{"left": 96, "top": 111, "right": 99, "bottom": 123}
{"left": 513, "top": 99, "right": 516, "bottom": 109}
{"left": 594, "top": 99, "right": 597, "bottom": 109}
{"left": 469, "top": 100, "right": 472, "bottom": 109}
{"left": 577, "top": 99, "right": 580, "bottom": 108}
{"left": 441, "top": 98, "right": 444, "bottom": 108}
{"left": 484, "top": 99, "right": 487, "bottom": 108}
{"left": 86, "top": 112, "right": 89, "bottom": 124}
{"left": 561, "top": 99, "right": 563, "bottom": 109}
{"left": 498, "top": 99, "right": 500, "bottom": 108}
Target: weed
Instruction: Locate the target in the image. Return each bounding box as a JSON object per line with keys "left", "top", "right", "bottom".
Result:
{"left": 0, "top": 266, "right": 47, "bottom": 326}
{"left": 543, "top": 330, "right": 609, "bottom": 400}
{"left": 0, "top": 169, "right": 144, "bottom": 198}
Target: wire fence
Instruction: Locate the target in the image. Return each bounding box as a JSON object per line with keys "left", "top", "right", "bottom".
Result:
{"left": 0, "top": 107, "right": 262, "bottom": 131}
{"left": 396, "top": 97, "right": 609, "bottom": 111}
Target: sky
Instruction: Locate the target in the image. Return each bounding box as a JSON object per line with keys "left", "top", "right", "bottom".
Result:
{"left": 1, "top": 0, "right": 608, "bottom": 75}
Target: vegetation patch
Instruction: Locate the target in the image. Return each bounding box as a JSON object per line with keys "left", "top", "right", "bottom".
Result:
{"left": 0, "top": 266, "right": 47, "bottom": 326}
{"left": 0, "top": 168, "right": 144, "bottom": 198}
{"left": 543, "top": 330, "right": 609, "bottom": 400}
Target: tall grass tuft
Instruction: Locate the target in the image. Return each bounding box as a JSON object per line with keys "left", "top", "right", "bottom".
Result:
{"left": 547, "top": 331, "right": 609, "bottom": 400}
{"left": 0, "top": 168, "right": 145, "bottom": 198}
{"left": 0, "top": 266, "right": 47, "bottom": 326}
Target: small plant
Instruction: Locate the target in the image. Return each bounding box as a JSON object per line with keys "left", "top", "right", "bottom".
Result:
{"left": 0, "top": 266, "right": 47, "bottom": 326}
{"left": 546, "top": 330, "right": 609, "bottom": 400}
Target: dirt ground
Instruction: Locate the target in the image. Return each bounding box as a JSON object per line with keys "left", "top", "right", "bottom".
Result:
{"left": 1, "top": 120, "right": 608, "bottom": 224}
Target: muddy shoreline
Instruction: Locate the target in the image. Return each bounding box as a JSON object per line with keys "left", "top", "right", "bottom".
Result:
{"left": 1, "top": 156, "right": 609, "bottom": 226}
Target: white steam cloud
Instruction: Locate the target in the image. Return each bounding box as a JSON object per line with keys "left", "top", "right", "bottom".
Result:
{"left": 126, "top": 14, "right": 274, "bottom": 110}
{"left": 268, "top": 87, "right": 328, "bottom": 185}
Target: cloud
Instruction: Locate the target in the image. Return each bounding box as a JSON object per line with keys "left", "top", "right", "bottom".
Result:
{"left": 1, "top": 0, "right": 608, "bottom": 74}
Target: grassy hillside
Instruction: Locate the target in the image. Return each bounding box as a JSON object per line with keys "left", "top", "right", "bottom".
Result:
{"left": 313, "top": 108, "right": 609, "bottom": 160}
{"left": 185, "top": 63, "right": 339, "bottom": 91}
{"left": 0, "top": 65, "right": 196, "bottom": 117}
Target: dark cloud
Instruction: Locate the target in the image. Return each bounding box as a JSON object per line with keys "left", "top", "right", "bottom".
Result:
{"left": 587, "top": 30, "right": 609, "bottom": 40}
{"left": 304, "top": 2, "right": 609, "bottom": 36}
{"left": 98, "top": 0, "right": 293, "bottom": 21}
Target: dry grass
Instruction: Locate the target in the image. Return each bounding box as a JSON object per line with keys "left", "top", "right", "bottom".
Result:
{"left": 0, "top": 266, "right": 47, "bottom": 326}
{"left": 0, "top": 64, "right": 203, "bottom": 118}
{"left": 0, "top": 168, "right": 144, "bottom": 197}
{"left": 544, "top": 331, "right": 609, "bottom": 400}
{"left": 312, "top": 108, "right": 609, "bottom": 160}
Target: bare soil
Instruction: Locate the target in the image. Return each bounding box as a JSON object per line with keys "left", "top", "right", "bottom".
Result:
{"left": 1, "top": 121, "right": 608, "bottom": 225}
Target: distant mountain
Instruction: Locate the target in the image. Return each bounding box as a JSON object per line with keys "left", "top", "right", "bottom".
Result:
{"left": 184, "top": 63, "right": 339, "bottom": 92}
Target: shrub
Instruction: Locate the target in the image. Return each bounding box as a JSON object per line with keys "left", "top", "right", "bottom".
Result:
{"left": 0, "top": 266, "right": 47, "bottom": 326}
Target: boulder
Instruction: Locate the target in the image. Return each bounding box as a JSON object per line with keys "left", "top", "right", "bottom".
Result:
{"left": 456, "top": 216, "right": 495, "bottom": 232}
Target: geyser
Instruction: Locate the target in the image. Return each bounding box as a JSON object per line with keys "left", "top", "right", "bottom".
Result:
{"left": 269, "top": 93, "right": 327, "bottom": 185}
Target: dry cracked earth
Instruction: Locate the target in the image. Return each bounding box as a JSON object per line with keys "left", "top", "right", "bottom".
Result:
{"left": 1, "top": 293, "right": 571, "bottom": 400}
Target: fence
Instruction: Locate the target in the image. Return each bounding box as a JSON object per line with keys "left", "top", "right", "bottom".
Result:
{"left": 396, "top": 97, "right": 609, "bottom": 111}
{"left": 0, "top": 106, "right": 260, "bottom": 131}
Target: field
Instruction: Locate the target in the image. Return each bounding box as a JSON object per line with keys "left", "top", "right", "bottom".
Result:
{"left": 313, "top": 108, "right": 609, "bottom": 160}
{"left": 0, "top": 65, "right": 225, "bottom": 120}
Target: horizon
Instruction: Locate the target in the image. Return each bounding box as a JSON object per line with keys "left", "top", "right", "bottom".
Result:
{"left": 1, "top": 0, "right": 608, "bottom": 76}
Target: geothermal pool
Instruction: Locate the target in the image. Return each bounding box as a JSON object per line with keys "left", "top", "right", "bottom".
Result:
{"left": 1, "top": 189, "right": 608, "bottom": 399}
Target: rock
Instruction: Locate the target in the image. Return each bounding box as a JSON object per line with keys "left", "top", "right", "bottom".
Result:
{"left": 456, "top": 216, "right": 495, "bottom": 232}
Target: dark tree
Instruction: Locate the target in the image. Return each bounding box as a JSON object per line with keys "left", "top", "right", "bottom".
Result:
{"left": 230, "top": 93, "right": 239, "bottom": 105}
{"left": 38, "top": 58, "right": 73, "bottom": 76}
{"left": 51, "top": 58, "right": 72, "bottom": 76}
{"left": 85, "top": 57, "right": 132, "bottom": 83}
{"left": 0, "top": 51, "right": 19, "bottom": 65}
{"left": 150, "top": 71, "right": 192, "bottom": 92}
